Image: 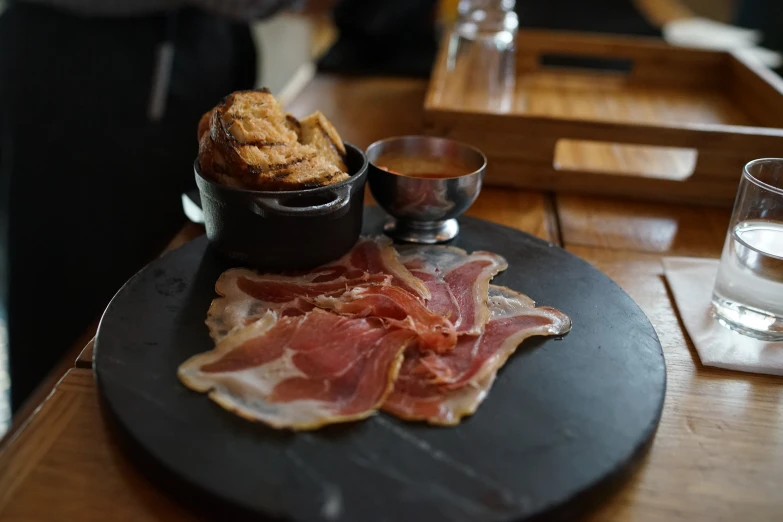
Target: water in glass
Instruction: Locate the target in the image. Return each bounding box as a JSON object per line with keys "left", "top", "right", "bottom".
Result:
{"left": 711, "top": 159, "right": 783, "bottom": 340}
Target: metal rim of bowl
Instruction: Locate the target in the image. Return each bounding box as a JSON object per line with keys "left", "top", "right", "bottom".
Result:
{"left": 193, "top": 142, "right": 368, "bottom": 196}
{"left": 365, "top": 135, "right": 487, "bottom": 180}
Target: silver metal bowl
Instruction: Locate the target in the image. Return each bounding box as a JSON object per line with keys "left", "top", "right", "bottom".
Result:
{"left": 366, "top": 136, "right": 487, "bottom": 243}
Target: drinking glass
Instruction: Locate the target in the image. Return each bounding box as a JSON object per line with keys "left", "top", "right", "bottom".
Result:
{"left": 711, "top": 158, "right": 783, "bottom": 340}
{"left": 441, "top": 0, "right": 517, "bottom": 113}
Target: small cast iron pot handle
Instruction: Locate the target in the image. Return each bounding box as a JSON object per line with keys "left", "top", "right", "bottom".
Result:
{"left": 251, "top": 185, "right": 351, "bottom": 218}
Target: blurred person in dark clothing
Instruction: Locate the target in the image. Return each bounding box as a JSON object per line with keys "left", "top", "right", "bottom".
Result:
{"left": 317, "top": 0, "right": 664, "bottom": 78}
{"left": 0, "top": 0, "right": 310, "bottom": 411}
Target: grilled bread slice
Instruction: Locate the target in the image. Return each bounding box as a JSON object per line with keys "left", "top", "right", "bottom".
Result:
{"left": 199, "top": 89, "right": 349, "bottom": 191}
{"left": 285, "top": 113, "right": 301, "bottom": 135}
{"left": 298, "top": 111, "right": 348, "bottom": 172}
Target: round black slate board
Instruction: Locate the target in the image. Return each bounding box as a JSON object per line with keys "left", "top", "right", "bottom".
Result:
{"left": 94, "top": 207, "right": 666, "bottom": 522}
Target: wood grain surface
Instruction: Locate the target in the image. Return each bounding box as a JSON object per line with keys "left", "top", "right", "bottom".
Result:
{"left": 570, "top": 246, "right": 783, "bottom": 522}
{"left": 0, "top": 370, "right": 193, "bottom": 522}
{"left": 3, "top": 72, "right": 783, "bottom": 521}
{"left": 424, "top": 30, "right": 783, "bottom": 204}
{"left": 557, "top": 194, "right": 732, "bottom": 256}
{"left": 286, "top": 76, "right": 430, "bottom": 150}
{"left": 4, "top": 246, "right": 783, "bottom": 522}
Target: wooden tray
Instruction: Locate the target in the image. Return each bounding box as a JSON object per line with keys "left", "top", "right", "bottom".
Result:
{"left": 424, "top": 30, "right": 783, "bottom": 205}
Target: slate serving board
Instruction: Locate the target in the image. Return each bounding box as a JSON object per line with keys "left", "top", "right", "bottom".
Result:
{"left": 94, "top": 207, "right": 666, "bottom": 522}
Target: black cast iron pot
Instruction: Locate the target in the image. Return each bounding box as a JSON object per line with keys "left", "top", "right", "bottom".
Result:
{"left": 195, "top": 143, "right": 368, "bottom": 271}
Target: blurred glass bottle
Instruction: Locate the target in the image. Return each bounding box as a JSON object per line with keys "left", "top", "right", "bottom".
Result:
{"left": 438, "top": 0, "right": 518, "bottom": 113}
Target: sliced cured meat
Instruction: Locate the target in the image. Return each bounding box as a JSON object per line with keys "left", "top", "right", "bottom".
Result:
{"left": 397, "top": 245, "right": 508, "bottom": 335}
{"left": 187, "top": 238, "right": 572, "bottom": 430}
{"left": 179, "top": 309, "right": 416, "bottom": 430}
{"left": 315, "top": 285, "right": 457, "bottom": 354}
{"left": 206, "top": 269, "right": 391, "bottom": 342}
{"left": 346, "top": 237, "right": 429, "bottom": 299}
{"left": 382, "top": 286, "right": 571, "bottom": 426}
{"left": 206, "top": 237, "right": 429, "bottom": 343}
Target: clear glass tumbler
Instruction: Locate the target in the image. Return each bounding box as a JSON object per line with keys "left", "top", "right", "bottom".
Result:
{"left": 441, "top": 0, "right": 518, "bottom": 113}
{"left": 711, "top": 158, "right": 783, "bottom": 340}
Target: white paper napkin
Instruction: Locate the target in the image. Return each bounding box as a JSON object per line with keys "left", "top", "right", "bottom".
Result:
{"left": 662, "top": 257, "right": 783, "bottom": 376}
{"left": 663, "top": 18, "right": 782, "bottom": 68}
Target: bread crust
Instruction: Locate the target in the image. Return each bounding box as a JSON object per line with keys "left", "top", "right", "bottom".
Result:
{"left": 197, "top": 89, "right": 349, "bottom": 191}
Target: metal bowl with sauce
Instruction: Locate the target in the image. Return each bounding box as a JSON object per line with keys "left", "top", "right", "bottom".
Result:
{"left": 366, "top": 136, "right": 487, "bottom": 243}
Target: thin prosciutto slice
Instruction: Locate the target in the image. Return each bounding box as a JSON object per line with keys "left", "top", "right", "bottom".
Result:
{"left": 315, "top": 285, "right": 457, "bottom": 354}
{"left": 382, "top": 286, "right": 571, "bottom": 426}
{"left": 206, "top": 237, "right": 429, "bottom": 343}
{"left": 397, "top": 245, "right": 508, "bottom": 335}
{"left": 179, "top": 309, "right": 416, "bottom": 430}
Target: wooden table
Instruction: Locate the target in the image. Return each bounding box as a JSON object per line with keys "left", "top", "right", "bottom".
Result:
{"left": 2, "top": 75, "right": 782, "bottom": 522}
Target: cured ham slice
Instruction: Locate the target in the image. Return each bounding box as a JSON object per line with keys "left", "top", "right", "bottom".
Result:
{"left": 397, "top": 245, "right": 508, "bottom": 335}
{"left": 184, "top": 238, "right": 573, "bottom": 431}
{"left": 315, "top": 285, "right": 457, "bottom": 354}
{"left": 382, "top": 286, "right": 571, "bottom": 426}
{"left": 179, "top": 309, "right": 416, "bottom": 430}
{"left": 206, "top": 237, "right": 429, "bottom": 343}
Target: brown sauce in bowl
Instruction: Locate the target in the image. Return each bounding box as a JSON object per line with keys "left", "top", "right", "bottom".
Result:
{"left": 374, "top": 155, "right": 475, "bottom": 179}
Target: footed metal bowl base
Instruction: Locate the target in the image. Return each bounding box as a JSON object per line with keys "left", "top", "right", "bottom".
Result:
{"left": 383, "top": 218, "right": 459, "bottom": 244}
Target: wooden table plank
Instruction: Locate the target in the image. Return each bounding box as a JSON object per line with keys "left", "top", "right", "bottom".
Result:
{"left": 468, "top": 190, "right": 559, "bottom": 243}
{"left": 9, "top": 70, "right": 781, "bottom": 522}
{"left": 75, "top": 340, "right": 94, "bottom": 369}
{"left": 288, "top": 75, "right": 558, "bottom": 242}
{"left": 285, "top": 76, "right": 430, "bottom": 150}
{"left": 286, "top": 76, "right": 559, "bottom": 244}
{"left": 569, "top": 246, "right": 783, "bottom": 522}
{"left": 5, "top": 248, "right": 783, "bottom": 521}
{"left": 557, "top": 195, "right": 731, "bottom": 256}
{"left": 0, "top": 369, "right": 193, "bottom": 522}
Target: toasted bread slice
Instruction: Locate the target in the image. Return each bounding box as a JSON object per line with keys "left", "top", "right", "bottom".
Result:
{"left": 217, "top": 89, "right": 298, "bottom": 146}
{"left": 237, "top": 143, "right": 317, "bottom": 177}
{"left": 199, "top": 89, "right": 350, "bottom": 191}
{"left": 198, "top": 132, "right": 244, "bottom": 188}
{"left": 285, "top": 113, "right": 301, "bottom": 136}
{"left": 298, "top": 111, "right": 348, "bottom": 172}
{"left": 237, "top": 154, "right": 349, "bottom": 191}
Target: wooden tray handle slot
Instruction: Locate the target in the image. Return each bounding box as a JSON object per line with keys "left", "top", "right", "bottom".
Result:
{"left": 516, "top": 30, "right": 725, "bottom": 89}
{"left": 538, "top": 54, "right": 635, "bottom": 76}
{"left": 553, "top": 139, "right": 697, "bottom": 181}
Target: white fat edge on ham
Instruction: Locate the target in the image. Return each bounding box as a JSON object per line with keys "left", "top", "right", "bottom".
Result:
{"left": 370, "top": 236, "right": 431, "bottom": 301}
{"left": 204, "top": 269, "right": 383, "bottom": 344}
{"left": 180, "top": 311, "right": 326, "bottom": 427}
{"left": 384, "top": 285, "right": 571, "bottom": 426}
{"left": 432, "top": 285, "right": 570, "bottom": 424}
{"left": 487, "top": 286, "right": 536, "bottom": 315}
{"left": 205, "top": 270, "right": 280, "bottom": 343}
{"left": 311, "top": 286, "right": 368, "bottom": 308}
{"left": 179, "top": 311, "right": 411, "bottom": 430}
{"left": 464, "top": 285, "right": 571, "bottom": 386}
{"left": 396, "top": 245, "right": 508, "bottom": 334}
{"left": 206, "top": 236, "right": 428, "bottom": 343}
